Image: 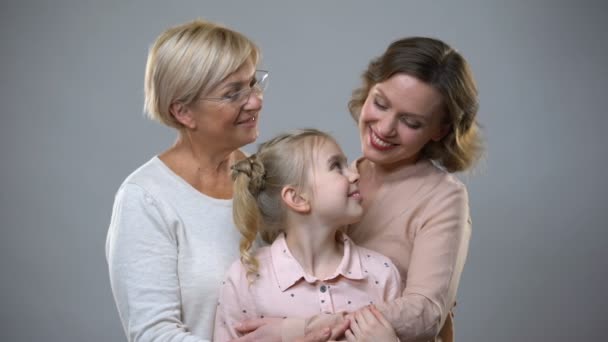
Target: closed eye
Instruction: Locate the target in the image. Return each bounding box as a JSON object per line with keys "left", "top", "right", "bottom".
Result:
{"left": 399, "top": 116, "right": 422, "bottom": 129}
{"left": 373, "top": 98, "right": 388, "bottom": 110}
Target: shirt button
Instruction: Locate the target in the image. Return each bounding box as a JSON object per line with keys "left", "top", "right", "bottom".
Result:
{"left": 320, "top": 285, "right": 327, "bottom": 293}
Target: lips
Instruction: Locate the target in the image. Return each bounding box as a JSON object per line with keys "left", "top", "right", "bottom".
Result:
{"left": 235, "top": 114, "right": 258, "bottom": 125}
{"left": 368, "top": 128, "right": 397, "bottom": 151}
{"left": 348, "top": 190, "right": 362, "bottom": 200}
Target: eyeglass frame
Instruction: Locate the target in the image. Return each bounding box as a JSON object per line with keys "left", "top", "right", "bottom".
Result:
{"left": 196, "top": 69, "right": 269, "bottom": 105}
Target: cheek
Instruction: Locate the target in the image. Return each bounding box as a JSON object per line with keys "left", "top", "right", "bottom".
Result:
{"left": 397, "top": 127, "right": 428, "bottom": 147}
{"left": 359, "top": 102, "right": 376, "bottom": 124}
{"left": 220, "top": 109, "right": 238, "bottom": 125}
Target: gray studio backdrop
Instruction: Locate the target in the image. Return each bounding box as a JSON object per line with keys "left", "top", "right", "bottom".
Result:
{"left": 1, "top": 0, "right": 606, "bottom": 341}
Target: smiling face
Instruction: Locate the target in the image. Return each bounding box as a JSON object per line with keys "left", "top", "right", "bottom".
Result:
{"left": 358, "top": 73, "right": 447, "bottom": 170}
{"left": 188, "top": 61, "right": 262, "bottom": 150}
{"left": 307, "top": 138, "right": 363, "bottom": 227}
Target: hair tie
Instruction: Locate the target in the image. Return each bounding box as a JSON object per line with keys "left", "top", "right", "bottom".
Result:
{"left": 231, "top": 154, "right": 266, "bottom": 195}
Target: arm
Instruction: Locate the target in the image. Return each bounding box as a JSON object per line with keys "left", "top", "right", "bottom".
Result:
{"left": 231, "top": 317, "right": 349, "bottom": 342}
{"left": 376, "top": 183, "right": 471, "bottom": 341}
{"left": 106, "top": 184, "right": 206, "bottom": 342}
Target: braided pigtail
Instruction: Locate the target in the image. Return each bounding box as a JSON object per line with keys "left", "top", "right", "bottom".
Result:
{"left": 231, "top": 155, "right": 266, "bottom": 282}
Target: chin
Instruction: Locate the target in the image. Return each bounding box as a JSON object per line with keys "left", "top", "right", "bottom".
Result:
{"left": 242, "top": 129, "right": 260, "bottom": 145}
{"left": 345, "top": 211, "right": 364, "bottom": 225}
{"left": 362, "top": 147, "right": 389, "bottom": 164}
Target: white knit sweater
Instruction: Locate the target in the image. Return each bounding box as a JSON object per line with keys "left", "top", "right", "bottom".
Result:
{"left": 106, "top": 156, "right": 241, "bottom": 341}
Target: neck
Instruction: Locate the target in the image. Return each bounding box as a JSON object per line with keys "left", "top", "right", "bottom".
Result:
{"left": 362, "top": 155, "right": 423, "bottom": 185}
{"left": 159, "top": 130, "right": 244, "bottom": 199}
{"left": 284, "top": 220, "right": 343, "bottom": 279}
{"left": 172, "top": 130, "right": 238, "bottom": 175}
{"left": 374, "top": 154, "right": 419, "bottom": 176}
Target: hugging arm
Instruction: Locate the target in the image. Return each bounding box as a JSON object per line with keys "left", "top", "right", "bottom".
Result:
{"left": 246, "top": 185, "right": 470, "bottom": 341}
{"left": 374, "top": 184, "right": 471, "bottom": 341}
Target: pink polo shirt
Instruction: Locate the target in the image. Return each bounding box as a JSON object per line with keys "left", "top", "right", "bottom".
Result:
{"left": 213, "top": 232, "right": 402, "bottom": 341}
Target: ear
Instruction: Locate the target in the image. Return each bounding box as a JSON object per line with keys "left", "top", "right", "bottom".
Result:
{"left": 431, "top": 124, "right": 450, "bottom": 142}
{"left": 169, "top": 102, "right": 197, "bottom": 129}
{"left": 281, "top": 186, "right": 310, "bottom": 214}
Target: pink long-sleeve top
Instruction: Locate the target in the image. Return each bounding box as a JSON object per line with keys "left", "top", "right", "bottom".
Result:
{"left": 284, "top": 159, "right": 472, "bottom": 342}
{"left": 213, "top": 232, "right": 402, "bottom": 342}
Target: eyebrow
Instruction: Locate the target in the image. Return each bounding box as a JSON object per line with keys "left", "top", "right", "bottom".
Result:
{"left": 374, "top": 88, "right": 429, "bottom": 121}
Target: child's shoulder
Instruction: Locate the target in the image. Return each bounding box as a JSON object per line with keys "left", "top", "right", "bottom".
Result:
{"left": 224, "top": 246, "right": 274, "bottom": 280}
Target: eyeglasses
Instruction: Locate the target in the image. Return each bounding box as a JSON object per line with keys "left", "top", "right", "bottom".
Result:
{"left": 197, "top": 70, "right": 269, "bottom": 105}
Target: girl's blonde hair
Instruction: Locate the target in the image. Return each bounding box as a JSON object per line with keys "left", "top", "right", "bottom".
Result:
{"left": 144, "top": 19, "right": 260, "bottom": 128}
{"left": 231, "top": 129, "right": 335, "bottom": 281}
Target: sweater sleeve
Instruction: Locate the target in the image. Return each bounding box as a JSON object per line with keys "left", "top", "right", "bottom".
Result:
{"left": 375, "top": 182, "right": 472, "bottom": 341}
{"left": 106, "top": 184, "right": 207, "bottom": 342}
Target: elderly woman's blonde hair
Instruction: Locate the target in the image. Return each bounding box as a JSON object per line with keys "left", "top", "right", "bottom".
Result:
{"left": 144, "top": 19, "right": 260, "bottom": 128}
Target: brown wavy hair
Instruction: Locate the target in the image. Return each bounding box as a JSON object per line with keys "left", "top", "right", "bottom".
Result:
{"left": 348, "top": 37, "right": 483, "bottom": 172}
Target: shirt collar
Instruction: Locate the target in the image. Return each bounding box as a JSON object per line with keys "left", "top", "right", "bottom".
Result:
{"left": 270, "top": 232, "right": 366, "bottom": 292}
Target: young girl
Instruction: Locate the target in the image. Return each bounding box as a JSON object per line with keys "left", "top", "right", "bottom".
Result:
{"left": 213, "top": 129, "right": 402, "bottom": 341}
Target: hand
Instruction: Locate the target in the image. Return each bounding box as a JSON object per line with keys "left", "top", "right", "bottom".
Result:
{"left": 345, "top": 306, "right": 397, "bottom": 342}
{"left": 296, "top": 319, "right": 350, "bottom": 342}
{"left": 230, "top": 316, "right": 350, "bottom": 342}
{"left": 327, "top": 319, "right": 350, "bottom": 341}
{"left": 230, "top": 317, "right": 282, "bottom": 342}
{"left": 294, "top": 327, "right": 331, "bottom": 342}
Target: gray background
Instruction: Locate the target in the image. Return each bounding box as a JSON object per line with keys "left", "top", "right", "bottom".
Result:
{"left": 1, "top": 0, "right": 606, "bottom": 341}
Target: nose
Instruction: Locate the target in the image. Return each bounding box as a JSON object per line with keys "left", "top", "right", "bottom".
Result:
{"left": 376, "top": 114, "right": 396, "bottom": 137}
{"left": 345, "top": 166, "right": 360, "bottom": 183}
{"left": 243, "top": 90, "right": 263, "bottom": 110}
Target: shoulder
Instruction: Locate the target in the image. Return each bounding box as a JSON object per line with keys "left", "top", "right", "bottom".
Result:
{"left": 224, "top": 257, "right": 248, "bottom": 283}
{"left": 226, "top": 246, "right": 273, "bottom": 276}
{"left": 253, "top": 245, "right": 273, "bottom": 266}
{"left": 109, "top": 157, "right": 183, "bottom": 226}
{"left": 118, "top": 156, "right": 172, "bottom": 194}
{"left": 418, "top": 161, "right": 469, "bottom": 205}
{"left": 113, "top": 156, "right": 194, "bottom": 210}
{"left": 222, "top": 246, "right": 275, "bottom": 297}
{"left": 413, "top": 163, "right": 472, "bottom": 235}
{"left": 425, "top": 161, "right": 467, "bottom": 190}
{"left": 112, "top": 157, "right": 163, "bottom": 197}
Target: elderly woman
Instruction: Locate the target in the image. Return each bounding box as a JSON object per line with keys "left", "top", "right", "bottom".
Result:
{"left": 105, "top": 20, "right": 268, "bottom": 341}
{"left": 235, "top": 36, "right": 482, "bottom": 342}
